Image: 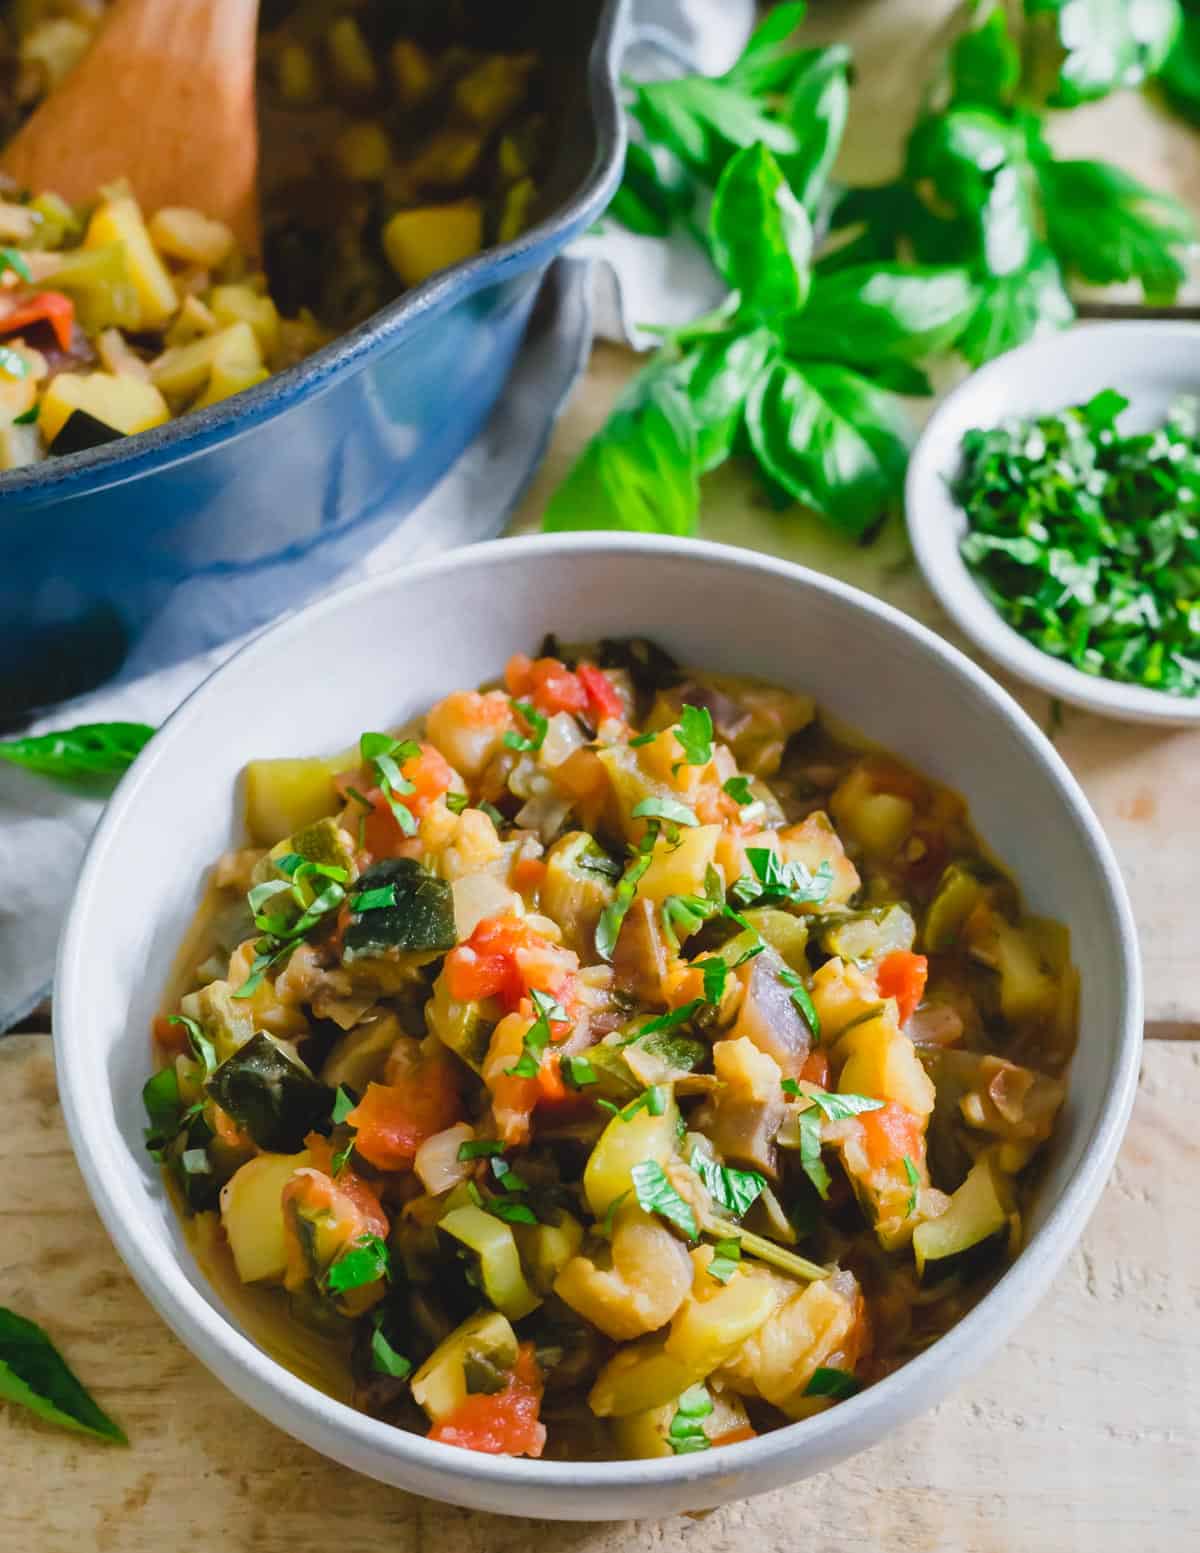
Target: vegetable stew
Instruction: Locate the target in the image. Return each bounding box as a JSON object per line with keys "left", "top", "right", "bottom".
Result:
{"left": 0, "top": 1, "right": 551, "bottom": 465}
{"left": 146, "top": 640, "right": 1076, "bottom": 1460}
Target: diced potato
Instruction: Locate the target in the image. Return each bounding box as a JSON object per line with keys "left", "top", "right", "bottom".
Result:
{"left": 0, "top": 354, "right": 39, "bottom": 424}
{"left": 211, "top": 285, "right": 282, "bottom": 358}
{"left": 85, "top": 191, "right": 177, "bottom": 327}
{"left": 809, "top": 957, "right": 885, "bottom": 1041}
{"left": 831, "top": 765, "right": 916, "bottom": 860}
{"left": 38, "top": 371, "right": 169, "bottom": 444}
{"left": 43, "top": 240, "right": 141, "bottom": 331}
{"left": 277, "top": 40, "right": 320, "bottom": 104}
{"left": 391, "top": 38, "right": 437, "bottom": 106}
{"left": 149, "top": 207, "right": 235, "bottom": 269}
{"left": 150, "top": 320, "right": 261, "bottom": 404}
{"left": 411, "top": 1311, "right": 519, "bottom": 1424}
{"left": 243, "top": 748, "right": 356, "bottom": 846}
{"left": 335, "top": 121, "right": 392, "bottom": 182}
{"left": 777, "top": 811, "right": 860, "bottom": 909}
{"left": 835, "top": 1012, "right": 936, "bottom": 1117}
{"left": 454, "top": 53, "right": 537, "bottom": 129}
{"left": 220, "top": 1149, "right": 310, "bottom": 1283}
{"left": 179, "top": 979, "right": 257, "bottom": 1062}
{"left": 555, "top": 1204, "right": 693, "bottom": 1342}
{"left": 382, "top": 200, "right": 484, "bottom": 288}
{"left": 192, "top": 357, "right": 270, "bottom": 409}
{"left": 583, "top": 1088, "right": 679, "bottom": 1219}
{"left": 637, "top": 824, "right": 721, "bottom": 909}
{"left": 327, "top": 16, "right": 377, "bottom": 95}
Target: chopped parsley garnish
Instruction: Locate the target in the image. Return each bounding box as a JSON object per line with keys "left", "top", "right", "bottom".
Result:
{"left": 795, "top": 1105, "right": 831, "bottom": 1200}
{"left": 560, "top": 1053, "right": 598, "bottom": 1090}
{"left": 631, "top": 795, "right": 699, "bottom": 828}
{"left": 595, "top": 825, "right": 659, "bottom": 960}
{"left": 722, "top": 775, "right": 755, "bottom": 806}
{"left": 955, "top": 391, "right": 1200, "bottom": 700}
{"left": 325, "top": 1233, "right": 390, "bottom": 1294}
{"left": 505, "top": 987, "right": 566, "bottom": 1078}
{"left": 699, "top": 955, "right": 731, "bottom": 1005}
{"left": 627, "top": 729, "right": 658, "bottom": 747}
{"left": 707, "top": 1236, "right": 742, "bottom": 1284}
{"left": 902, "top": 1154, "right": 920, "bottom": 1216}
{"left": 731, "top": 847, "right": 833, "bottom": 908}
{"left": 778, "top": 967, "right": 821, "bottom": 1041}
{"left": 445, "top": 791, "right": 469, "bottom": 814}
{"left": 349, "top": 883, "right": 397, "bottom": 913}
{"left": 667, "top": 1384, "right": 714, "bottom": 1453}
{"left": 791, "top": 1087, "right": 885, "bottom": 1121}
{"left": 484, "top": 1194, "right": 539, "bottom": 1226}
{"left": 804, "top": 1366, "right": 861, "bottom": 1400}
{"left": 370, "top": 1315, "right": 412, "bottom": 1380}
{"left": 235, "top": 854, "right": 350, "bottom": 1000}
{"left": 490, "top": 1156, "right": 529, "bottom": 1192}
{"left": 673, "top": 703, "right": 714, "bottom": 768}
{"left": 660, "top": 864, "right": 725, "bottom": 950}
{"left": 689, "top": 1147, "right": 766, "bottom": 1218}
{"left": 631, "top": 1159, "right": 698, "bottom": 1240}
{"left": 168, "top": 1014, "right": 216, "bottom": 1081}
{"left": 504, "top": 700, "right": 549, "bottom": 752}
{"left": 457, "top": 1138, "right": 506, "bottom": 1161}
{"left": 636, "top": 1000, "right": 704, "bottom": 1037}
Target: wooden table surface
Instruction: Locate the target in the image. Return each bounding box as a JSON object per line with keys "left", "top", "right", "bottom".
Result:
{"left": 7, "top": 1, "right": 1200, "bottom": 1544}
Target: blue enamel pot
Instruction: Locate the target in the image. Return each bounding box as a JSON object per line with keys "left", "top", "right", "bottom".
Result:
{"left": 0, "top": 0, "right": 629, "bottom": 722}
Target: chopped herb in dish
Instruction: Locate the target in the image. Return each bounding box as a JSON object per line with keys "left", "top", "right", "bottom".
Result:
{"left": 145, "top": 636, "right": 1075, "bottom": 1461}
{"left": 954, "top": 391, "right": 1200, "bottom": 699}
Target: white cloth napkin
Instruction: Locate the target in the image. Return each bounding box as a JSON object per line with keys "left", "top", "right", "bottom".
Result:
{"left": 0, "top": 0, "right": 754, "bottom": 1031}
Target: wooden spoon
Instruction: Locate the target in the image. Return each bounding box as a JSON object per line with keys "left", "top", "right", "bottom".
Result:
{"left": 2, "top": 0, "right": 261, "bottom": 251}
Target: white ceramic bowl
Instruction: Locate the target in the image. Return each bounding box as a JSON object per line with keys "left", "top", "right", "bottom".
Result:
{"left": 54, "top": 534, "right": 1141, "bottom": 1520}
{"left": 906, "top": 321, "right": 1200, "bottom": 726}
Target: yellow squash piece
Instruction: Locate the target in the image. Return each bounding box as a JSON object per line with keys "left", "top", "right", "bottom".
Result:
{"left": 151, "top": 321, "right": 262, "bottom": 405}
{"left": 220, "top": 1149, "right": 310, "bottom": 1284}
{"left": 382, "top": 201, "right": 484, "bottom": 288}
{"left": 38, "top": 371, "right": 170, "bottom": 444}
{"left": 85, "top": 191, "right": 177, "bottom": 328}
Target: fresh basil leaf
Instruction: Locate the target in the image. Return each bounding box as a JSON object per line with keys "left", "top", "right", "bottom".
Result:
{"left": 724, "top": 1, "right": 809, "bottom": 94}
{"left": 956, "top": 245, "right": 1074, "bottom": 366}
{"left": 543, "top": 362, "right": 699, "bottom": 536}
{"left": 778, "top": 968, "right": 822, "bottom": 1040}
{"left": 505, "top": 987, "right": 566, "bottom": 1079}
{"left": 631, "top": 1159, "right": 699, "bottom": 1240}
{"left": 745, "top": 358, "right": 912, "bottom": 536}
{"left": 1028, "top": 0, "right": 1182, "bottom": 106}
{"left": 619, "top": 1084, "right": 670, "bottom": 1122}
{"left": 636, "top": 999, "right": 704, "bottom": 1037}
{"left": 674, "top": 703, "right": 714, "bottom": 766}
{"left": 457, "top": 1138, "right": 505, "bottom": 1161}
{"left": 732, "top": 847, "right": 833, "bottom": 907}
{"left": 949, "top": 5, "right": 1021, "bottom": 106}
{"left": 1037, "top": 158, "right": 1195, "bottom": 303}
{"left": 484, "top": 1195, "right": 539, "bottom": 1226}
{"left": 445, "top": 791, "right": 469, "bottom": 815}
{"left": 631, "top": 795, "right": 699, "bottom": 827}
{"left": 723, "top": 775, "right": 754, "bottom": 806}
{"left": 689, "top": 1147, "right": 767, "bottom": 1218}
{"left": 325, "top": 1233, "right": 390, "bottom": 1294}
{"left": 610, "top": 138, "right": 688, "bottom": 236}
{"left": 359, "top": 731, "right": 420, "bottom": 837}
{"left": 798, "top": 1088, "right": 884, "bottom": 1121}
{"left": 709, "top": 144, "right": 813, "bottom": 321}
{"left": 341, "top": 857, "right": 456, "bottom": 961}
{"left": 0, "top": 1307, "right": 127, "bottom": 1443}
{"left": 797, "top": 1106, "right": 831, "bottom": 1199}
{"left": 0, "top": 720, "right": 154, "bottom": 792}
{"left": 370, "top": 1315, "right": 412, "bottom": 1380}
{"left": 13, "top": 404, "right": 37, "bottom": 424}
{"left": 631, "top": 76, "right": 800, "bottom": 185}
{"left": 902, "top": 1154, "right": 921, "bottom": 1216}
{"left": 350, "top": 884, "right": 397, "bottom": 914}
{"left": 699, "top": 954, "right": 730, "bottom": 1006}
{"left": 804, "top": 1365, "right": 861, "bottom": 1400}
{"left": 1162, "top": 8, "right": 1200, "bottom": 121}
{"left": 777, "top": 44, "right": 852, "bottom": 213}
{"left": 595, "top": 831, "right": 658, "bottom": 961}
{"left": 168, "top": 1014, "right": 217, "bottom": 1082}
{"left": 781, "top": 264, "right": 979, "bottom": 368}
{"left": 561, "top": 1053, "right": 598, "bottom": 1090}
{"left": 332, "top": 1086, "right": 356, "bottom": 1125}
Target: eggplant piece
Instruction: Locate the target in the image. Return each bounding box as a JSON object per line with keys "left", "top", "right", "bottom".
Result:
{"left": 612, "top": 896, "right": 670, "bottom": 1004}
{"left": 729, "top": 945, "right": 812, "bottom": 1076}
{"left": 596, "top": 636, "right": 682, "bottom": 696}
{"left": 206, "top": 1031, "right": 334, "bottom": 1152}
{"left": 48, "top": 408, "right": 125, "bottom": 456}
{"left": 342, "top": 857, "right": 456, "bottom": 962}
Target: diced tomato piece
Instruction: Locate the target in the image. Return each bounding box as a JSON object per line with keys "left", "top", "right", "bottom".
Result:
{"left": 709, "top": 1426, "right": 757, "bottom": 1448}
{"left": 505, "top": 653, "right": 534, "bottom": 697}
{"left": 346, "top": 1055, "right": 461, "bottom": 1171}
{"left": 429, "top": 1342, "right": 546, "bottom": 1457}
{"left": 301, "top": 1130, "right": 385, "bottom": 1216}
{"left": 577, "top": 662, "right": 623, "bottom": 723}
{"left": 152, "top": 1013, "right": 189, "bottom": 1055}
{"left": 876, "top": 951, "right": 928, "bottom": 1025}
{"left": 798, "top": 1049, "right": 831, "bottom": 1088}
{"left": 0, "top": 290, "right": 74, "bottom": 351}
{"left": 444, "top": 914, "right": 576, "bottom": 1012}
{"left": 859, "top": 1102, "right": 924, "bottom": 1171}
{"left": 511, "top": 856, "right": 547, "bottom": 897}
{"left": 336, "top": 742, "right": 454, "bottom": 857}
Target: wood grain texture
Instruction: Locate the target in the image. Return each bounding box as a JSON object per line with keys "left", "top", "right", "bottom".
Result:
{"left": 2, "top": 1034, "right": 1197, "bottom": 1551}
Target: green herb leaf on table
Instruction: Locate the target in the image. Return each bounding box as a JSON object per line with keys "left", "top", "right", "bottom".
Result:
{"left": 948, "top": 4, "right": 1021, "bottom": 107}
{"left": 709, "top": 143, "right": 813, "bottom": 322}
{"left": 0, "top": 721, "right": 154, "bottom": 792}
{"left": 780, "top": 264, "right": 979, "bottom": 374}
{"left": 689, "top": 1146, "right": 767, "bottom": 1218}
{"left": 631, "top": 1159, "right": 699, "bottom": 1240}
{"left": 1027, "top": 0, "right": 1182, "bottom": 106}
{"left": 0, "top": 1307, "right": 127, "bottom": 1443}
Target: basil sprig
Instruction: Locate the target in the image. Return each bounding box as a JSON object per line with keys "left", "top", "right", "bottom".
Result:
{"left": 0, "top": 721, "right": 154, "bottom": 792}
{"left": 0, "top": 1307, "right": 127, "bottom": 1444}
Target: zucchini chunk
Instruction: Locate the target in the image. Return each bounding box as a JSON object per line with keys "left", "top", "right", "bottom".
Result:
{"left": 342, "top": 858, "right": 457, "bottom": 962}
{"left": 411, "top": 1310, "right": 520, "bottom": 1424}
{"left": 206, "top": 1032, "right": 334, "bottom": 1152}
{"left": 438, "top": 1204, "right": 542, "bottom": 1320}
{"left": 912, "top": 1152, "right": 1015, "bottom": 1278}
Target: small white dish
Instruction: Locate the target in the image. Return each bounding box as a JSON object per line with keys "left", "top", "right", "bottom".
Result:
{"left": 906, "top": 321, "right": 1200, "bottom": 726}
{"left": 54, "top": 535, "right": 1141, "bottom": 1519}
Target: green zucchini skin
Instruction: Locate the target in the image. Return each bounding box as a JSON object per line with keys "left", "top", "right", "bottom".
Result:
{"left": 342, "top": 858, "right": 457, "bottom": 962}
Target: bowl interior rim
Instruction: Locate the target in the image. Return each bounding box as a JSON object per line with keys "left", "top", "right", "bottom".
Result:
{"left": 53, "top": 532, "right": 1144, "bottom": 1489}
{"left": 905, "top": 320, "right": 1200, "bottom": 725}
